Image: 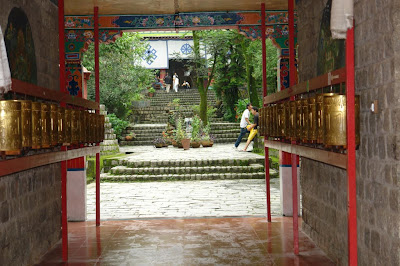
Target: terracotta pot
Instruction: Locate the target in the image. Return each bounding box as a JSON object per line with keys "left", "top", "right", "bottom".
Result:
{"left": 125, "top": 135, "right": 134, "bottom": 141}
{"left": 154, "top": 143, "right": 163, "bottom": 148}
{"left": 201, "top": 140, "right": 213, "bottom": 147}
{"left": 191, "top": 141, "right": 201, "bottom": 148}
{"left": 181, "top": 138, "right": 190, "bottom": 150}
{"left": 172, "top": 140, "right": 178, "bottom": 147}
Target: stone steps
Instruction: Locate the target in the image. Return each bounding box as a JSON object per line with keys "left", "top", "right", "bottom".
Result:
{"left": 109, "top": 164, "right": 264, "bottom": 175}
{"left": 102, "top": 156, "right": 271, "bottom": 181}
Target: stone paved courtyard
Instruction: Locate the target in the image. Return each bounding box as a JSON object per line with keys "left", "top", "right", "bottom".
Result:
{"left": 87, "top": 144, "right": 282, "bottom": 220}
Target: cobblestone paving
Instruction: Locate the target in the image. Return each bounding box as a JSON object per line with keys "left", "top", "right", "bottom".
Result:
{"left": 88, "top": 144, "right": 281, "bottom": 220}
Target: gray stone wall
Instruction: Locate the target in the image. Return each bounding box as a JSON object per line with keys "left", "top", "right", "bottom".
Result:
{"left": 0, "top": 0, "right": 62, "bottom": 265}
{"left": 298, "top": 0, "right": 400, "bottom": 265}
{"left": 0, "top": 164, "right": 61, "bottom": 265}
{"left": 0, "top": 0, "right": 59, "bottom": 90}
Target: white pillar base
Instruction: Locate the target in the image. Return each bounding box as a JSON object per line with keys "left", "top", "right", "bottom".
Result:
{"left": 279, "top": 165, "right": 301, "bottom": 216}
{"left": 67, "top": 170, "right": 87, "bottom": 221}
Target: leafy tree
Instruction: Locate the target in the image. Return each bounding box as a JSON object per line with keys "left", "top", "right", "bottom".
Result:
{"left": 82, "top": 32, "right": 154, "bottom": 119}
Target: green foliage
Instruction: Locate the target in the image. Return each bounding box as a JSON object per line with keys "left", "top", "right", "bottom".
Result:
{"left": 192, "top": 104, "right": 216, "bottom": 122}
{"left": 148, "top": 87, "right": 156, "bottom": 93}
{"left": 107, "top": 113, "right": 129, "bottom": 139}
{"left": 82, "top": 33, "right": 154, "bottom": 119}
{"left": 235, "top": 98, "right": 251, "bottom": 122}
{"left": 191, "top": 115, "right": 201, "bottom": 141}
{"left": 173, "top": 118, "right": 187, "bottom": 144}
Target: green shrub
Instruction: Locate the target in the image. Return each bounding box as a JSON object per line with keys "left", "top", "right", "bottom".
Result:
{"left": 108, "top": 113, "right": 129, "bottom": 140}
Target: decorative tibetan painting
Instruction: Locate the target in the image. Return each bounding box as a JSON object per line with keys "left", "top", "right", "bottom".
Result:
{"left": 316, "top": 0, "right": 345, "bottom": 76}
{"left": 4, "top": 8, "right": 37, "bottom": 84}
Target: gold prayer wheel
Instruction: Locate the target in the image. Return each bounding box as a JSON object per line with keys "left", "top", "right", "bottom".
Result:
{"left": 266, "top": 106, "right": 271, "bottom": 136}
{"left": 31, "top": 102, "right": 42, "bottom": 149}
{"left": 289, "top": 101, "right": 296, "bottom": 140}
{"left": 50, "top": 104, "right": 59, "bottom": 146}
{"left": 295, "top": 100, "right": 302, "bottom": 139}
{"left": 284, "top": 102, "right": 290, "bottom": 139}
{"left": 41, "top": 103, "right": 51, "bottom": 148}
{"left": 14, "top": 100, "right": 32, "bottom": 148}
{"left": 100, "top": 115, "right": 105, "bottom": 142}
{"left": 323, "top": 95, "right": 347, "bottom": 146}
{"left": 0, "top": 101, "right": 22, "bottom": 153}
{"left": 79, "top": 110, "right": 86, "bottom": 144}
{"left": 301, "top": 99, "right": 309, "bottom": 141}
{"left": 316, "top": 93, "right": 336, "bottom": 143}
{"left": 271, "top": 105, "right": 277, "bottom": 137}
{"left": 89, "top": 112, "right": 96, "bottom": 143}
{"left": 71, "top": 109, "right": 80, "bottom": 145}
{"left": 277, "top": 103, "right": 284, "bottom": 137}
{"left": 308, "top": 96, "right": 317, "bottom": 142}
{"left": 85, "top": 111, "right": 90, "bottom": 143}
{"left": 65, "top": 108, "right": 72, "bottom": 144}
{"left": 58, "top": 107, "right": 66, "bottom": 144}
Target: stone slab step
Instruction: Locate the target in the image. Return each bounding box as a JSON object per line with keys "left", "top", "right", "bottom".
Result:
{"left": 101, "top": 172, "right": 267, "bottom": 181}
{"left": 109, "top": 164, "right": 265, "bottom": 175}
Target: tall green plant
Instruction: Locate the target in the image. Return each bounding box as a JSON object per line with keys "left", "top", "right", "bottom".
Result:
{"left": 107, "top": 113, "right": 129, "bottom": 140}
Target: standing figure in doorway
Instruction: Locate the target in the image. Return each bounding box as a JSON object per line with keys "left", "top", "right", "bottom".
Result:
{"left": 164, "top": 73, "right": 172, "bottom": 93}
{"left": 173, "top": 73, "right": 179, "bottom": 92}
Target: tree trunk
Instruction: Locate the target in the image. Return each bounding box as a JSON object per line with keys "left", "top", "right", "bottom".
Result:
{"left": 199, "top": 88, "right": 208, "bottom": 125}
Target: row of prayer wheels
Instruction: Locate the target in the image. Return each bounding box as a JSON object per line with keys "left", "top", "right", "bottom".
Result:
{"left": 259, "top": 94, "right": 360, "bottom": 147}
{"left": 0, "top": 100, "right": 105, "bottom": 155}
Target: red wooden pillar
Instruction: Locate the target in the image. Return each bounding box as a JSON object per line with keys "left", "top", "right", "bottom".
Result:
{"left": 58, "top": 0, "right": 68, "bottom": 261}
{"left": 288, "top": 0, "right": 299, "bottom": 255}
{"left": 261, "top": 3, "right": 271, "bottom": 223}
{"left": 346, "top": 22, "right": 357, "bottom": 266}
{"left": 94, "top": 6, "right": 101, "bottom": 227}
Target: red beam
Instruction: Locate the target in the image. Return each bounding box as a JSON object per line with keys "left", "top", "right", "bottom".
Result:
{"left": 11, "top": 79, "right": 99, "bottom": 110}
{"left": 288, "top": 0, "right": 299, "bottom": 256}
{"left": 261, "top": 3, "right": 271, "bottom": 223}
{"left": 0, "top": 146, "right": 100, "bottom": 177}
{"left": 346, "top": 23, "right": 358, "bottom": 266}
{"left": 94, "top": 6, "right": 101, "bottom": 227}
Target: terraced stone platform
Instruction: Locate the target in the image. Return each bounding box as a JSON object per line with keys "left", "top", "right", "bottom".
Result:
{"left": 101, "top": 144, "right": 272, "bottom": 181}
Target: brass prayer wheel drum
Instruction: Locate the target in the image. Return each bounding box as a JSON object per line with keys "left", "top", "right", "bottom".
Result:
{"left": 277, "top": 103, "right": 284, "bottom": 137}
{"left": 323, "top": 95, "right": 347, "bottom": 146}
{"left": 284, "top": 102, "right": 290, "bottom": 139}
{"left": 295, "top": 100, "right": 302, "bottom": 139}
{"left": 289, "top": 101, "right": 296, "bottom": 140}
{"left": 301, "top": 99, "right": 309, "bottom": 141}
{"left": 64, "top": 108, "right": 72, "bottom": 144}
{"left": 58, "top": 107, "right": 66, "bottom": 144}
{"left": 316, "top": 93, "right": 336, "bottom": 143}
{"left": 50, "top": 104, "right": 59, "bottom": 146}
{"left": 15, "top": 100, "right": 32, "bottom": 148}
{"left": 0, "top": 101, "right": 22, "bottom": 153}
{"left": 89, "top": 112, "right": 96, "bottom": 143}
{"left": 308, "top": 96, "right": 317, "bottom": 141}
{"left": 31, "top": 102, "right": 42, "bottom": 149}
{"left": 79, "top": 110, "right": 86, "bottom": 144}
{"left": 271, "top": 105, "right": 277, "bottom": 137}
{"left": 85, "top": 111, "right": 90, "bottom": 143}
{"left": 41, "top": 103, "right": 51, "bottom": 148}
{"left": 100, "top": 115, "right": 105, "bottom": 142}
{"left": 71, "top": 109, "right": 80, "bottom": 145}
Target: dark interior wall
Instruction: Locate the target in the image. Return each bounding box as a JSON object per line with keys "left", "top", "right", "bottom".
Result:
{"left": 0, "top": 0, "right": 59, "bottom": 90}
{"left": 297, "top": 0, "right": 400, "bottom": 265}
{"left": 0, "top": 0, "right": 62, "bottom": 265}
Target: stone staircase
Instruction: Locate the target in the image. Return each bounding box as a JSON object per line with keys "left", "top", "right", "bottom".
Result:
{"left": 101, "top": 156, "right": 271, "bottom": 181}
{"left": 121, "top": 90, "right": 248, "bottom": 146}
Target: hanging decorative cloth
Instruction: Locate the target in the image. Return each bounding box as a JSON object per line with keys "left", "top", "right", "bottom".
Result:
{"left": 330, "top": 0, "right": 354, "bottom": 39}
{"left": 0, "top": 25, "right": 12, "bottom": 94}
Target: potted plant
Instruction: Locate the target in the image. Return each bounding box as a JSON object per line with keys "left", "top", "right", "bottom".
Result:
{"left": 174, "top": 118, "right": 190, "bottom": 150}
{"left": 148, "top": 87, "right": 156, "bottom": 97}
{"left": 190, "top": 115, "right": 201, "bottom": 148}
{"left": 125, "top": 132, "right": 136, "bottom": 141}
{"left": 153, "top": 137, "right": 166, "bottom": 148}
{"left": 200, "top": 124, "right": 215, "bottom": 147}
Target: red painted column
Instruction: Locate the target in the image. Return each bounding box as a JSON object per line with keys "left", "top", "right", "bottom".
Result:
{"left": 346, "top": 22, "right": 357, "bottom": 266}
{"left": 261, "top": 3, "right": 271, "bottom": 223}
{"left": 288, "top": 0, "right": 299, "bottom": 255}
{"left": 94, "top": 6, "right": 101, "bottom": 227}
{"left": 58, "top": 0, "right": 68, "bottom": 261}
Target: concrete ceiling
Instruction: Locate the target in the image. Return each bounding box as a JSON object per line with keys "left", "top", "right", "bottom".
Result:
{"left": 65, "top": 0, "right": 289, "bottom": 15}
